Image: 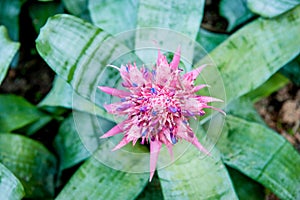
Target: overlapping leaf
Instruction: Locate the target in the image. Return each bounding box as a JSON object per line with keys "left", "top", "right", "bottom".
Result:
{"left": 0, "top": 95, "right": 50, "bottom": 133}
{"left": 196, "top": 6, "right": 300, "bottom": 103}
{"left": 0, "top": 133, "right": 57, "bottom": 198}
{"left": 0, "top": 163, "right": 25, "bottom": 200}
{"left": 0, "top": 26, "right": 20, "bottom": 84}
{"left": 217, "top": 115, "right": 300, "bottom": 200}
{"left": 247, "top": 0, "right": 300, "bottom": 18}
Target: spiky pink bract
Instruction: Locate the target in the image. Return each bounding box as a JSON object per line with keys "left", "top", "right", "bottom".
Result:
{"left": 99, "top": 47, "right": 225, "bottom": 181}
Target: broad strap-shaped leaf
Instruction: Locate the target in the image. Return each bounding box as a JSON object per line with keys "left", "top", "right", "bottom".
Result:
{"left": 0, "top": 163, "right": 25, "bottom": 200}
{"left": 54, "top": 112, "right": 91, "bottom": 171}
{"left": 219, "top": 0, "right": 255, "bottom": 31}
{"left": 0, "top": 26, "right": 20, "bottom": 84}
{"left": 244, "top": 72, "right": 289, "bottom": 102}
{"left": 137, "top": 0, "right": 205, "bottom": 39}
{"left": 54, "top": 111, "right": 115, "bottom": 171}
{"left": 225, "top": 96, "right": 265, "bottom": 124}
{"left": 217, "top": 115, "right": 300, "bottom": 200}
{"left": 36, "top": 14, "right": 142, "bottom": 110}
{"left": 227, "top": 167, "right": 265, "bottom": 200}
{"left": 0, "top": 94, "right": 50, "bottom": 132}
{"left": 56, "top": 155, "right": 148, "bottom": 200}
{"left": 247, "top": 0, "right": 300, "bottom": 18}
{"left": 195, "top": 28, "right": 228, "bottom": 52}
{"left": 39, "top": 76, "right": 114, "bottom": 121}
{"left": 196, "top": 6, "right": 300, "bottom": 104}
{"left": 158, "top": 128, "right": 238, "bottom": 200}
{"left": 0, "top": 133, "right": 57, "bottom": 198}
{"left": 89, "top": 0, "right": 138, "bottom": 35}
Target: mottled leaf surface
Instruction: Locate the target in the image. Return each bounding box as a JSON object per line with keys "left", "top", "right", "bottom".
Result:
{"left": 247, "top": 0, "right": 300, "bottom": 18}
{"left": 0, "top": 163, "right": 25, "bottom": 200}
{"left": 0, "top": 26, "right": 20, "bottom": 84}
{"left": 196, "top": 6, "right": 300, "bottom": 103}
{"left": 217, "top": 115, "right": 300, "bottom": 200}
{"left": 0, "top": 134, "right": 57, "bottom": 198}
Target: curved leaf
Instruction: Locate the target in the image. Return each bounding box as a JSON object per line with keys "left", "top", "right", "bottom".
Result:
{"left": 89, "top": 0, "right": 138, "bottom": 35}
{"left": 0, "top": 133, "right": 57, "bottom": 198}
{"left": 56, "top": 156, "right": 148, "bottom": 200}
{"left": 227, "top": 167, "right": 265, "bottom": 200}
{"left": 280, "top": 55, "right": 300, "bottom": 86}
{"left": 196, "top": 28, "right": 228, "bottom": 52}
{"left": 54, "top": 113, "right": 91, "bottom": 171}
{"left": 247, "top": 0, "right": 300, "bottom": 18}
{"left": 62, "top": 0, "right": 87, "bottom": 16}
{"left": 0, "top": 95, "right": 50, "bottom": 132}
{"left": 0, "top": 26, "right": 20, "bottom": 84}
{"left": 39, "top": 76, "right": 113, "bottom": 120}
{"left": 36, "top": 14, "right": 141, "bottom": 111}
{"left": 219, "top": 0, "right": 255, "bottom": 31}
{"left": 196, "top": 6, "right": 300, "bottom": 104}
{"left": 217, "top": 115, "right": 300, "bottom": 200}
{"left": 158, "top": 128, "right": 238, "bottom": 200}
{"left": 137, "top": 0, "right": 205, "bottom": 39}
{"left": 244, "top": 72, "right": 289, "bottom": 102}
{"left": 0, "top": 163, "right": 25, "bottom": 200}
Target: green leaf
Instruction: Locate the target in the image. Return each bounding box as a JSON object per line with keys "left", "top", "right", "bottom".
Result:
{"left": 36, "top": 14, "right": 142, "bottom": 111}
{"left": 195, "top": 28, "right": 228, "bottom": 52}
{"left": 219, "top": 0, "right": 255, "bottom": 31}
{"left": 0, "top": 94, "right": 50, "bottom": 132}
{"left": 217, "top": 115, "right": 300, "bottom": 200}
{"left": 29, "top": 1, "right": 63, "bottom": 33}
{"left": 62, "top": 0, "right": 87, "bottom": 16}
{"left": 56, "top": 156, "right": 148, "bottom": 200}
{"left": 247, "top": 0, "right": 300, "bottom": 18}
{"left": 39, "top": 76, "right": 113, "bottom": 120}
{"left": 225, "top": 97, "right": 265, "bottom": 124}
{"left": 136, "top": 174, "right": 164, "bottom": 200}
{"left": 244, "top": 72, "right": 290, "bottom": 102}
{"left": 0, "top": 163, "right": 25, "bottom": 200}
{"left": 0, "top": 133, "right": 57, "bottom": 198}
{"left": 0, "top": 26, "right": 20, "bottom": 84}
{"left": 158, "top": 128, "right": 238, "bottom": 200}
{"left": 280, "top": 55, "right": 300, "bottom": 86}
{"left": 227, "top": 167, "right": 265, "bottom": 200}
{"left": 196, "top": 6, "right": 300, "bottom": 104}
{"left": 0, "top": 0, "right": 25, "bottom": 41}
{"left": 54, "top": 113, "right": 91, "bottom": 171}
{"left": 89, "top": 0, "right": 138, "bottom": 35}
{"left": 137, "top": 0, "right": 205, "bottom": 39}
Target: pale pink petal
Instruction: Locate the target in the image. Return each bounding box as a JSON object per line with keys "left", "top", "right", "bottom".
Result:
{"left": 149, "top": 139, "right": 162, "bottom": 182}
{"left": 112, "top": 136, "right": 132, "bottom": 151}
{"left": 203, "top": 105, "right": 226, "bottom": 115}
{"left": 191, "top": 136, "right": 210, "bottom": 155}
{"left": 192, "top": 84, "right": 210, "bottom": 92}
{"left": 197, "top": 96, "right": 224, "bottom": 103}
{"left": 170, "top": 46, "right": 181, "bottom": 71}
{"left": 98, "top": 86, "right": 130, "bottom": 98}
{"left": 156, "top": 50, "right": 168, "bottom": 67}
{"left": 100, "top": 121, "right": 125, "bottom": 138}
{"left": 183, "top": 64, "right": 208, "bottom": 81}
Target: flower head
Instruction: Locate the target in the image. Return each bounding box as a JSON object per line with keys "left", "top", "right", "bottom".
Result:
{"left": 99, "top": 47, "right": 225, "bottom": 181}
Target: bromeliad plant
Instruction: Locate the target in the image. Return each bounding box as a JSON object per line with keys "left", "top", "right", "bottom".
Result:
{"left": 0, "top": 0, "right": 300, "bottom": 199}
{"left": 98, "top": 48, "right": 225, "bottom": 181}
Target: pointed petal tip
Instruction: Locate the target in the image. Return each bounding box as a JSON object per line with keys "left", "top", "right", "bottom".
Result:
{"left": 149, "top": 171, "right": 155, "bottom": 182}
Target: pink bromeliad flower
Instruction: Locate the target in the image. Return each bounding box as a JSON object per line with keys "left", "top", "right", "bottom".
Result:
{"left": 99, "top": 47, "right": 225, "bottom": 181}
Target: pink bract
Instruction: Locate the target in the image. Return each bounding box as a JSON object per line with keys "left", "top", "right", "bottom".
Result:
{"left": 99, "top": 47, "right": 225, "bottom": 181}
